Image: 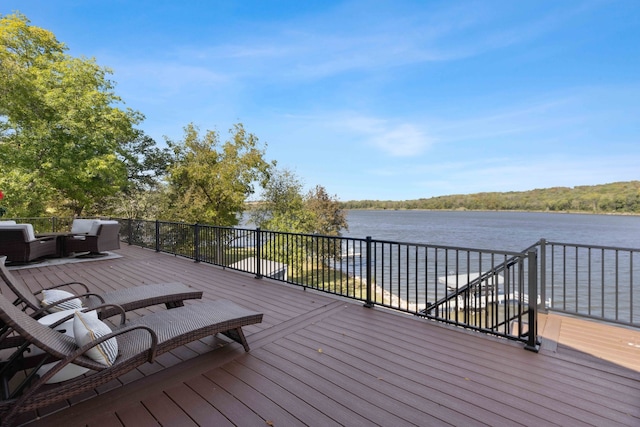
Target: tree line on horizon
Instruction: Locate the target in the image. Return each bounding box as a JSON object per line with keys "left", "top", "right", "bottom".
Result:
{"left": 340, "top": 181, "right": 640, "bottom": 214}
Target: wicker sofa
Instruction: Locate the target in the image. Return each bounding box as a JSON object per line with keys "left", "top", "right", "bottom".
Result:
{"left": 0, "top": 222, "right": 58, "bottom": 263}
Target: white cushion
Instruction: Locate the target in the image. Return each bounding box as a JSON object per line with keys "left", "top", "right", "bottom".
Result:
{"left": 0, "top": 220, "right": 16, "bottom": 225}
{"left": 23, "top": 223, "right": 36, "bottom": 241}
{"left": 71, "top": 219, "right": 98, "bottom": 234}
{"left": 41, "top": 289, "right": 83, "bottom": 313}
{"left": 0, "top": 223, "right": 36, "bottom": 241}
{"left": 88, "top": 221, "right": 102, "bottom": 236}
{"left": 73, "top": 311, "right": 118, "bottom": 366}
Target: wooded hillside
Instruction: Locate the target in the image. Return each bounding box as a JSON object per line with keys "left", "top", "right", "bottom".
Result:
{"left": 341, "top": 181, "right": 640, "bottom": 214}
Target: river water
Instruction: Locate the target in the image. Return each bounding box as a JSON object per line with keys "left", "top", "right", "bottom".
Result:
{"left": 341, "top": 210, "right": 639, "bottom": 322}
{"left": 343, "top": 210, "right": 640, "bottom": 251}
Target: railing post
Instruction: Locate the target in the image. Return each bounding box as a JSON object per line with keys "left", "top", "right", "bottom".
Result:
{"left": 214, "top": 227, "right": 221, "bottom": 265}
{"left": 127, "top": 218, "right": 132, "bottom": 245}
{"left": 539, "top": 238, "right": 547, "bottom": 312}
{"left": 364, "top": 236, "right": 373, "bottom": 308}
{"left": 255, "top": 227, "right": 262, "bottom": 279}
{"left": 194, "top": 223, "right": 200, "bottom": 263}
{"left": 155, "top": 220, "right": 160, "bottom": 252}
{"left": 525, "top": 249, "right": 540, "bottom": 352}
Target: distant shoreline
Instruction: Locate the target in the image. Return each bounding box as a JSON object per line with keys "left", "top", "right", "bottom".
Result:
{"left": 343, "top": 208, "right": 640, "bottom": 217}
{"left": 338, "top": 181, "right": 640, "bottom": 215}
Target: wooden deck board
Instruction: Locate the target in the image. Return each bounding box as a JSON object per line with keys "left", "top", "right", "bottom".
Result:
{"left": 218, "top": 360, "right": 340, "bottom": 427}
{"left": 3, "top": 244, "right": 639, "bottom": 427}
{"left": 164, "top": 383, "right": 234, "bottom": 427}
{"left": 186, "top": 375, "right": 266, "bottom": 426}
{"left": 141, "top": 392, "right": 198, "bottom": 427}
{"left": 113, "top": 404, "right": 159, "bottom": 427}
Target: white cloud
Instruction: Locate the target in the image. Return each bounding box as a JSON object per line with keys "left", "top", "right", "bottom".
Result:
{"left": 336, "top": 114, "right": 433, "bottom": 157}
{"left": 370, "top": 124, "right": 432, "bottom": 157}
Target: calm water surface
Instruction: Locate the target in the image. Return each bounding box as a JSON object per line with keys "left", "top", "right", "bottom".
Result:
{"left": 344, "top": 210, "right": 640, "bottom": 251}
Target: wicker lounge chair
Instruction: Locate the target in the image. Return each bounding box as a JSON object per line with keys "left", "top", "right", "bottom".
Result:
{"left": 0, "top": 291, "right": 263, "bottom": 425}
{"left": 0, "top": 256, "right": 203, "bottom": 319}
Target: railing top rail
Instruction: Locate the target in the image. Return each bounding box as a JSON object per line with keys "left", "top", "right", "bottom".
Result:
{"left": 258, "top": 228, "right": 367, "bottom": 241}
{"left": 543, "top": 240, "right": 640, "bottom": 252}
{"left": 366, "top": 237, "right": 525, "bottom": 256}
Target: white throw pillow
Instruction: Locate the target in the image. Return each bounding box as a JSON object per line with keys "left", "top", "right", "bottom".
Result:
{"left": 35, "top": 310, "right": 97, "bottom": 383}
{"left": 73, "top": 311, "right": 118, "bottom": 366}
{"left": 41, "top": 289, "right": 83, "bottom": 312}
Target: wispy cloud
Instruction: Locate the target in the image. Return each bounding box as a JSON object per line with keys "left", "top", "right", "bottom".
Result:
{"left": 334, "top": 114, "right": 434, "bottom": 157}
{"left": 370, "top": 124, "right": 431, "bottom": 157}
{"left": 109, "top": 59, "right": 230, "bottom": 101}
{"left": 163, "top": 1, "right": 587, "bottom": 82}
{"left": 380, "top": 153, "right": 640, "bottom": 197}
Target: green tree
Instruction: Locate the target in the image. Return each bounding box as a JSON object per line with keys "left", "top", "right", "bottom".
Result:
{"left": 164, "top": 123, "right": 274, "bottom": 225}
{"left": 304, "top": 185, "right": 348, "bottom": 235}
{"left": 0, "top": 13, "right": 142, "bottom": 216}
{"left": 250, "top": 169, "right": 310, "bottom": 233}
{"left": 251, "top": 169, "right": 347, "bottom": 236}
{"left": 99, "top": 132, "right": 172, "bottom": 219}
{"left": 249, "top": 169, "right": 348, "bottom": 279}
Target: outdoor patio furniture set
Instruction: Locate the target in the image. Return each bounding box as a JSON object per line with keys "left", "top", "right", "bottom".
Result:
{"left": 0, "top": 254, "right": 264, "bottom": 425}
{"left": 0, "top": 219, "right": 122, "bottom": 264}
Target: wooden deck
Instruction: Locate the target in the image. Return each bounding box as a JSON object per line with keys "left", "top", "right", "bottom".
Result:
{"left": 4, "top": 245, "right": 640, "bottom": 426}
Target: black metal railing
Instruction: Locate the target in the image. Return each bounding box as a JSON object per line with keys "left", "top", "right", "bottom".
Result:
{"left": 8, "top": 217, "right": 640, "bottom": 349}
{"left": 540, "top": 239, "right": 639, "bottom": 326}
{"left": 116, "top": 218, "right": 542, "bottom": 350}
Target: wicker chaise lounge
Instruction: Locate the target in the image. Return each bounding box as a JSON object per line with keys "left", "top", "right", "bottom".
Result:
{"left": 0, "top": 291, "right": 263, "bottom": 425}
{"left": 0, "top": 256, "right": 203, "bottom": 319}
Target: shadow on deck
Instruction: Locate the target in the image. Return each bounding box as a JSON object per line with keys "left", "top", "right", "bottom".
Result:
{"left": 4, "top": 245, "right": 639, "bottom": 426}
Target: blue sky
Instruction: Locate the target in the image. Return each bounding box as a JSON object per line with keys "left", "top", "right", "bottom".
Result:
{"left": 3, "top": 1, "right": 639, "bottom": 201}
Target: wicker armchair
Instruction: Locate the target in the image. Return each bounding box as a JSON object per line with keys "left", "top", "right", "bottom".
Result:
{"left": 0, "top": 223, "right": 58, "bottom": 263}
{"left": 0, "top": 288, "right": 263, "bottom": 425}
{"left": 65, "top": 220, "right": 121, "bottom": 256}
{"left": 0, "top": 256, "right": 203, "bottom": 320}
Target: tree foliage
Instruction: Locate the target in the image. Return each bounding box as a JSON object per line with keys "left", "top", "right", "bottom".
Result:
{"left": 250, "top": 169, "right": 310, "bottom": 233}
{"left": 164, "top": 123, "right": 274, "bottom": 226}
{"left": 99, "top": 132, "right": 172, "bottom": 219}
{"left": 305, "top": 185, "right": 348, "bottom": 235}
{"left": 249, "top": 169, "right": 348, "bottom": 279}
{"left": 0, "top": 13, "right": 143, "bottom": 216}
{"left": 250, "top": 169, "right": 347, "bottom": 235}
{"left": 341, "top": 181, "right": 640, "bottom": 214}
